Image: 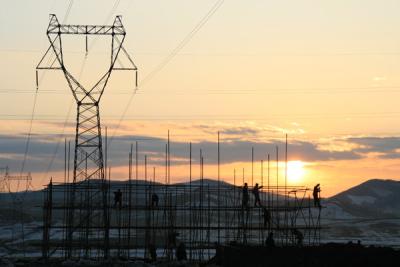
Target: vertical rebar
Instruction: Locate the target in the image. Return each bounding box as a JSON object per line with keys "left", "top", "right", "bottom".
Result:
{"left": 217, "top": 132, "right": 221, "bottom": 244}
{"left": 189, "top": 142, "right": 192, "bottom": 260}
{"left": 251, "top": 147, "right": 254, "bottom": 186}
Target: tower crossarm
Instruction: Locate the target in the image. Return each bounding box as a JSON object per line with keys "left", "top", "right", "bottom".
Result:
{"left": 47, "top": 14, "right": 126, "bottom": 36}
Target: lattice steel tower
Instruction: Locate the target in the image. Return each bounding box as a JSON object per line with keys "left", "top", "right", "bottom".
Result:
{"left": 36, "top": 14, "right": 137, "bottom": 258}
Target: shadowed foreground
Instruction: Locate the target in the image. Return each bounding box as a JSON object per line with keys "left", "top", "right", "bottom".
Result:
{"left": 220, "top": 243, "right": 400, "bottom": 267}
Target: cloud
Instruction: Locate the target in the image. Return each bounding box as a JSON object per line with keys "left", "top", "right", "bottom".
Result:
{"left": 6, "top": 134, "right": 400, "bottom": 178}
{"left": 285, "top": 141, "right": 361, "bottom": 161}
{"left": 346, "top": 136, "right": 400, "bottom": 159}
{"left": 221, "top": 127, "right": 260, "bottom": 136}
{"left": 0, "top": 133, "right": 363, "bottom": 176}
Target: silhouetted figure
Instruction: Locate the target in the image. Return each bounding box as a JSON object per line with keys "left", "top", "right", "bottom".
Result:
{"left": 313, "top": 184, "right": 321, "bottom": 208}
{"left": 265, "top": 232, "right": 275, "bottom": 247}
{"left": 168, "top": 231, "right": 179, "bottom": 248}
{"left": 263, "top": 207, "right": 271, "bottom": 228}
{"left": 176, "top": 242, "right": 187, "bottom": 261}
{"left": 149, "top": 243, "right": 157, "bottom": 262}
{"left": 114, "top": 189, "right": 122, "bottom": 209}
{"left": 214, "top": 242, "right": 223, "bottom": 265}
{"left": 242, "top": 183, "right": 249, "bottom": 208}
{"left": 151, "top": 193, "right": 159, "bottom": 207}
{"left": 252, "top": 183, "right": 263, "bottom": 207}
{"left": 292, "top": 229, "right": 304, "bottom": 247}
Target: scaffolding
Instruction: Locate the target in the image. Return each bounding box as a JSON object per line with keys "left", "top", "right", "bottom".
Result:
{"left": 42, "top": 172, "right": 321, "bottom": 261}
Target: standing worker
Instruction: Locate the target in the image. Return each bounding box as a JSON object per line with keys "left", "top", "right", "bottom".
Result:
{"left": 313, "top": 184, "right": 321, "bottom": 208}
{"left": 151, "top": 192, "right": 159, "bottom": 207}
{"left": 242, "top": 183, "right": 249, "bottom": 208}
{"left": 176, "top": 242, "right": 187, "bottom": 261}
{"left": 114, "top": 189, "right": 123, "bottom": 209}
{"left": 252, "top": 183, "right": 263, "bottom": 207}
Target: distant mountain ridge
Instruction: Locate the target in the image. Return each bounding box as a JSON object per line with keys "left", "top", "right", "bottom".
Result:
{"left": 1, "top": 178, "right": 399, "bottom": 219}
{"left": 328, "top": 179, "right": 400, "bottom": 218}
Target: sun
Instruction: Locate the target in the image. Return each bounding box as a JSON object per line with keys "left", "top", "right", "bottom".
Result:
{"left": 287, "top": 161, "right": 306, "bottom": 184}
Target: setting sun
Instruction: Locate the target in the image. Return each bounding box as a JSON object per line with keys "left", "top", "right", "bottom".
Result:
{"left": 287, "top": 161, "right": 306, "bottom": 184}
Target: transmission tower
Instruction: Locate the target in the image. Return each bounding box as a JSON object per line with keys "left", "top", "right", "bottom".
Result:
{"left": 0, "top": 166, "right": 32, "bottom": 253}
{"left": 0, "top": 166, "right": 32, "bottom": 209}
{"left": 36, "top": 14, "right": 137, "bottom": 258}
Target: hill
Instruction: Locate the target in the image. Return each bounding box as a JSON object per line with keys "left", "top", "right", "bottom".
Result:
{"left": 328, "top": 179, "right": 400, "bottom": 218}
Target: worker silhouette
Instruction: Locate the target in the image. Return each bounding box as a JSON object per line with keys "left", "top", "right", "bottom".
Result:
{"left": 151, "top": 193, "right": 159, "bottom": 207}
{"left": 265, "top": 232, "right": 275, "bottom": 247}
{"left": 242, "top": 183, "right": 249, "bottom": 208}
{"left": 292, "top": 229, "right": 304, "bottom": 247}
{"left": 176, "top": 242, "right": 187, "bottom": 261}
{"left": 313, "top": 184, "right": 321, "bottom": 208}
{"left": 252, "top": 183, "right": 263, "bottom": 207}
{"left": 114, "top": 189, "right": 122, "bottom": 209}
{"left": 149, "top": 243, "right": 157, "bottom": 262}
{"left": 168, "top": 231, "right": 179, "bottom": 248}
{"left": 262, "top": 207, "right": 271, "bottom": 229}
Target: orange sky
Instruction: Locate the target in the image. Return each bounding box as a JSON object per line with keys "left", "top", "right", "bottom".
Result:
{"left": 1, "top": 1, "right": 400, "bottom": 197}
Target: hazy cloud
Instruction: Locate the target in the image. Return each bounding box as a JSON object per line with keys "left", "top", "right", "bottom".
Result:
{"left": 347, "top": 136, "right": 400, "bottom": 159}
{"left": 0, "top": 133, "right": 364, "bottom": 175}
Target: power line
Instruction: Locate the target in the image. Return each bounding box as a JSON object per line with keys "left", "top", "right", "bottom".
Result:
{"left": 108, "top": 0, "right": 225, "bottom": 145}
{"left": 140, "top": 0, "right": 225, "bottom": 86}
{"left": 22, "top": 0, "right": 75, "bottom": 184}
{"left": 40, "top": 58, "right": 87, "bottom": 184}
{"left": 5, "top": 49, "right": 400, "bottom": 57}
{"left": 3, "top": 85, "right": 400, "bottom": 95}
{"left": 5, "top": 111, "right": 400, "bottom": 121}
{"left": 62, "top": 0, "right": 74, "bottom": 24}
{"left": 19, "top": 92, "right": 38, "bottom": 176}
{"left": 87, "top": 0, "right": 121, "bottom": 50}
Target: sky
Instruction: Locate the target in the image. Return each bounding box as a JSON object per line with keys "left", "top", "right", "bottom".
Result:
{"left": 1, "top": 0, "right": 400, "bottom": 196}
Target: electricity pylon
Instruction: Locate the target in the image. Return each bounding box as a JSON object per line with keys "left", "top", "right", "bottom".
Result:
{"left": 0, "top": 166, "right": 32, "bottom": 253}
{"left": 36, "top": 14, "right": 137, "bottom": 258}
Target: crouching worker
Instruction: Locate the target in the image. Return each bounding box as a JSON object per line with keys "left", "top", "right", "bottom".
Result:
{"left": 292, "top": 228, "right": 304, "bottom": 247}
{"left": 265, "top": 232, "right": 275, "bottom": 247}
{"left": 262, "top": 207, "right": 271, "bottom": 229}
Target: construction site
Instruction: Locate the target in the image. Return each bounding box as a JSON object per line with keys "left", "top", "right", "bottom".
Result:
{"left": 41, "top": 144, "right": 322, "bottom": 261}
{"left": 0, "top": 14, "right": 324, "bottom": 266}
{"left": 2, "top": 8, "right": 400, "bottom": 267}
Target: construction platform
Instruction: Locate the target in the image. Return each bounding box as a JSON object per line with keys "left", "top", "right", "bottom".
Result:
{"left": 42, "top": 179, "right": 322, "bottom": 261}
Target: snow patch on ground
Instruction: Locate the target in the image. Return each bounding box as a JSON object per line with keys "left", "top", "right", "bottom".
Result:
{"left": 322, "top": 202, "right": 356, "bottom": 220}
{"left": 371, "top": 188, "right": 392, "bottom": 197}
{"left": 347, "top": 195, "right": 376, "bottom": 205}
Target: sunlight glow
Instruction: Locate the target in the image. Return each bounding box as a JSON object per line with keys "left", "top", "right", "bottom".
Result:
{"left": 287, "top": 161, "right": 306, "bottom": 184}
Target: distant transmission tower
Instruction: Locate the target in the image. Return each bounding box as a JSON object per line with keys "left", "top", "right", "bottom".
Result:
{"left": 36, "top": 14, "right": 137, "bottom": 258}
{"left": 0, "top": 166, "right": 32, "bottom": 253}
